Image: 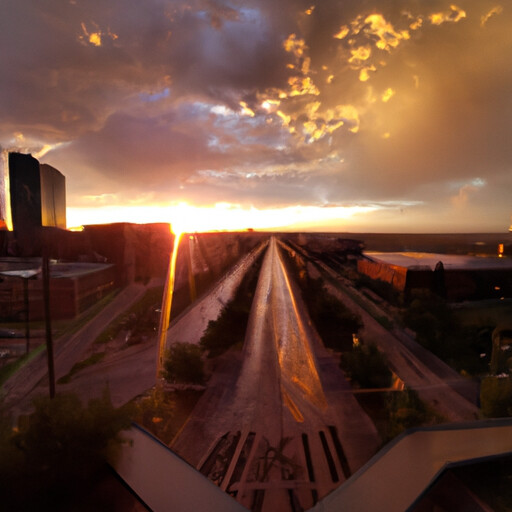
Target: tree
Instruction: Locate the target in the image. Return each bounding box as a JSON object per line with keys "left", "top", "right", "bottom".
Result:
{"left": 341, "top": 343, "right": 392, "bottom": 389}
{"left": 162, "top": 342, "right": 204, "bottom": 384}
{"left": 385, "top": 389, "right": 432, "bottom": 441}
{"left": 134, "top": 387, "right": 176, "bottom": 443}
{"left": 199, "top": 251, "right": 263, "bottom": 358}
{"left": 403, "top": 291, "right": 455, "bottom": 356}
{"left": 0, "top": 389, "right": 131, "bottom": 511}
{"left": 480, "top": 376, "right": 512, "bottom": 418}
{"left": 303, "top": 278, "right": 363, "bottom": 352}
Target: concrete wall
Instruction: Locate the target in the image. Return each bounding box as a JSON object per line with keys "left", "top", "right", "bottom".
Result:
{"left": 357, "top": 258, "right": 409, "bottom": 291}
{"left": 113, "top": 424, "right": 248, "bottom": 512}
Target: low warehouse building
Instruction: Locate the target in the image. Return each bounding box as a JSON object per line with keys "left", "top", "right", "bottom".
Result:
{"left": 0, "top": 259, "right": 115, "bottom": 320}
{"left": 358, "top": 252, "right": 512, "bottom": 301}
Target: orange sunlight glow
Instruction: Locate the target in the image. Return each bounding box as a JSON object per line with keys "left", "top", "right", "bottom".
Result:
{"left": 67, "top": 202, "right": 377, "bottom": 235}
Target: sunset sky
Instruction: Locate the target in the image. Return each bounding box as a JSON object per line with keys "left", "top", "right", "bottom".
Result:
{"left": 1, "top": 0, "right": 511, "bottom": 232}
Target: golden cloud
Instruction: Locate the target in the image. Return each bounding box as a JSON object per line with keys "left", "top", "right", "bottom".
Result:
{"left": 349, "top": 45, "right": 372, "bottom": 64}
{"left": 481, "top": 5, "right": 503, "bottom": 27}
{"left": 89, "top": 32, "right": 102, "bottom": 46}
{"left": 79, "top": 22, "right": 118, "bottom": 47}
{"left": 409, "top": 18, "right": 423, "bottom": 30}
{"left": 261, "top": 99, "right": 280, "bottom": 111}
{"left": 283, "top": 33, "right": 307, "bottom": 58}
{"left": 382, "top": 88, "right": 395, "bottom": 102}
{"left": 429, "top": 5, "right": 466, "bottom": 25}
{"left": 359, "top": 66, "right": 376, "bottom": 82}
{"left": 287, "top": 76, "right": 320, "bottom": 97}
{"left": 333, "top": 12, "right": 414, "bottom": 84}
{"left": 239, "top": 101, "right": 255, "bottom": 117}
{"left": 276, "top": 110, "right": 291, "bottom": 126}
{"left": 333, "top": 25, "right": 350, "bottom": 40}
{"left": 364, "top": 14, "right": 410, "bottom": 51}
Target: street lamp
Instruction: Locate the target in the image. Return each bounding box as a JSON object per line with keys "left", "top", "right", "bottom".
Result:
{"left": 0, "top": 268, "right": 40, "bottom": 354}
{"left": 156, "top": 232, "right": 182, "bottom": 380}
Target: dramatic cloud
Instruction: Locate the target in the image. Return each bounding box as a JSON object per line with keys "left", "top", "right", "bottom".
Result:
{"left": 1, "top": 0, "right": 511, "bottom": 231}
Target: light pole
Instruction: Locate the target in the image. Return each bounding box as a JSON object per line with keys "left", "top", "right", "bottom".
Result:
{"left": 0, "top": 268, "right": 40, "bottom": 354}
{"left": 156, "top": 231, "right": 182, "bottom": 380}
{"left": 42, "top": 254, "right": 55, "bottom": 398}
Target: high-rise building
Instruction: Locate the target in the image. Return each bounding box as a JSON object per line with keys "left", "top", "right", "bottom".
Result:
{"left": 39, "top": 163, "right": 66, "bottom": 229}
{"left": 0, "top": 150, "right": 11, "bottom": 230}
{"left": 7, "top": 152, "right": 66, "bottom": 232}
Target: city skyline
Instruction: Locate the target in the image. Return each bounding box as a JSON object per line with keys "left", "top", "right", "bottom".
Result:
{"left": 1, "top": 1, "right": 511, "bottom": 233}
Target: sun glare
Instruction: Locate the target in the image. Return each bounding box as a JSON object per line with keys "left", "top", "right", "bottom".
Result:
{"left": 66, "top": 202, "right": 377, "bottom": 234}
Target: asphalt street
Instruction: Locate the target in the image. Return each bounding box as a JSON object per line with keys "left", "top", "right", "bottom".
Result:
{"left": 172, "top": 238, "right": 380, "bottom": 512}
{"left": 2, "top": 282, "right": 152, "bottom": 417}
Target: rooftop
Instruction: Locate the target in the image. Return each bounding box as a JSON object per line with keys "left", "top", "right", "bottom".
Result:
{"left": 365, "top": 252, "right": 512, "bottom": 271}
{"left": 0, "top": 258, "right": 114, "bottom": 279}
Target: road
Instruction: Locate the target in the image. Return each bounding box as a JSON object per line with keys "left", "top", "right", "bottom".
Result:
{"left": 172, "top": 237, "right": 380, "bottom": 512}
{"left": 289, "top": 243, "right": 480, "bottom": 422}
{"left": 2, "top": 282, "right": 153, "bottom": 417}
{"left": 165, "top": 241, "right": 268, "bottom": 346}
{"left": 3, "top": 244, "right": 270, "bottom": 414}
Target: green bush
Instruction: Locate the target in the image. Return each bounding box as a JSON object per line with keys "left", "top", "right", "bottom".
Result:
{"left": 200, "top": 304, "right": 249, "bottom": 357}
{"left": 341, "top": 343, "right": 392, "bottom": 389}
{"left": 134, "top": 388, "right": 176, "bottom": 443}
{"left": 403, "top": 291, "right": 454, "bottom": 355}
{"left": 163, "top": 342, "right": 204, "bottom": 384}
{"left": 57, "top": 352, "right": 106, "bottom": 384}
{"left": 403, "top": 291, "right": 492, "bottom": 376}
{"left": 200, "top": 251, "right": 263, "bottom": 357}
{"left": 355, "top": 273, "right": 403, "bottom": 306}
{"left": 0, "top": 389, "right": 131, "bottom": 510}
{"left": 95, "top": 286, "right": 163, "bottom": 345}
{"left": 278, "top": 246, "right": 363, "bottom": 352}
{"left": 385, "top": 388, "right": 431, "bottom": 441}
{"left": 480, "top": 376, "right": 512, "bottom": 418}
{"left": 299, "top": 277, "right": 362, "bottom": 352}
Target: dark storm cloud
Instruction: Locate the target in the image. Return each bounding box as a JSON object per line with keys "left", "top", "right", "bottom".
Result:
{"left": 1, "top": 0, "right": 511, "bottom": 230}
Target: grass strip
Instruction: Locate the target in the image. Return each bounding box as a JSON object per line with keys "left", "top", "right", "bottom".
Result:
{"left": 57, "top": 352, "right": 106, "bottom": 384}
{"left": 314, "top": 262, "right": 395, "bottom": 330}
{"left": 0, "top": 344, "right": 46, "bottom": 387}
{"left": 94, "top": 286, "right": 163, "bottom": 345}
{"left": 55, "top": 289, "right": 121, "bottom": 340}
{"left": 279, "top": 246, "right": 362, "bottom": 352}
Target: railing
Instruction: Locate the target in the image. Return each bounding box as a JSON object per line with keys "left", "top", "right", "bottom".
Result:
{"left": 113, "top": 423, "right": 249, "bottom": 512}
{"left": 309, "top": 419, "right": 512, "bottom": 512}
{"left": 114, "top": 420, "right": 512, "bottom": 512}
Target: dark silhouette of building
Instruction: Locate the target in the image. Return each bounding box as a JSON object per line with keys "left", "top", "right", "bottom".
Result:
{"left": 358, "top": 252, "right": 512, "bottom": 301}
{"left": 8, "top": 152, "right": 66, "bottom": 232}
{"left": 8, "top": 152, "right": 42, "bottom": 233}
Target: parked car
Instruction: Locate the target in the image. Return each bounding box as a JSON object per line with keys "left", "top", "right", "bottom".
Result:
{"left": 0, "top": 328, "right": 22, "bottom": 338}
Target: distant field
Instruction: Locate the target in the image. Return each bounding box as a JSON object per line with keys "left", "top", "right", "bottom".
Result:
{"left": 334, "top": 232, "right": 510, "bottom": 255}
{"left": 453, "top": 300, "right": 512, "bottom": 327}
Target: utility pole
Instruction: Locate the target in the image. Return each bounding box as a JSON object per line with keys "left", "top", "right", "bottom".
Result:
{"left": 42, "top": 253, "right": 55, "bottom": 398}
{"left": 22, "top": 278, "right": 30, "bottom": 354}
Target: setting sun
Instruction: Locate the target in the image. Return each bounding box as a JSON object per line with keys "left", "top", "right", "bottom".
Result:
{"left": 66, "top": 202, "right": 377, "bottom": 234}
